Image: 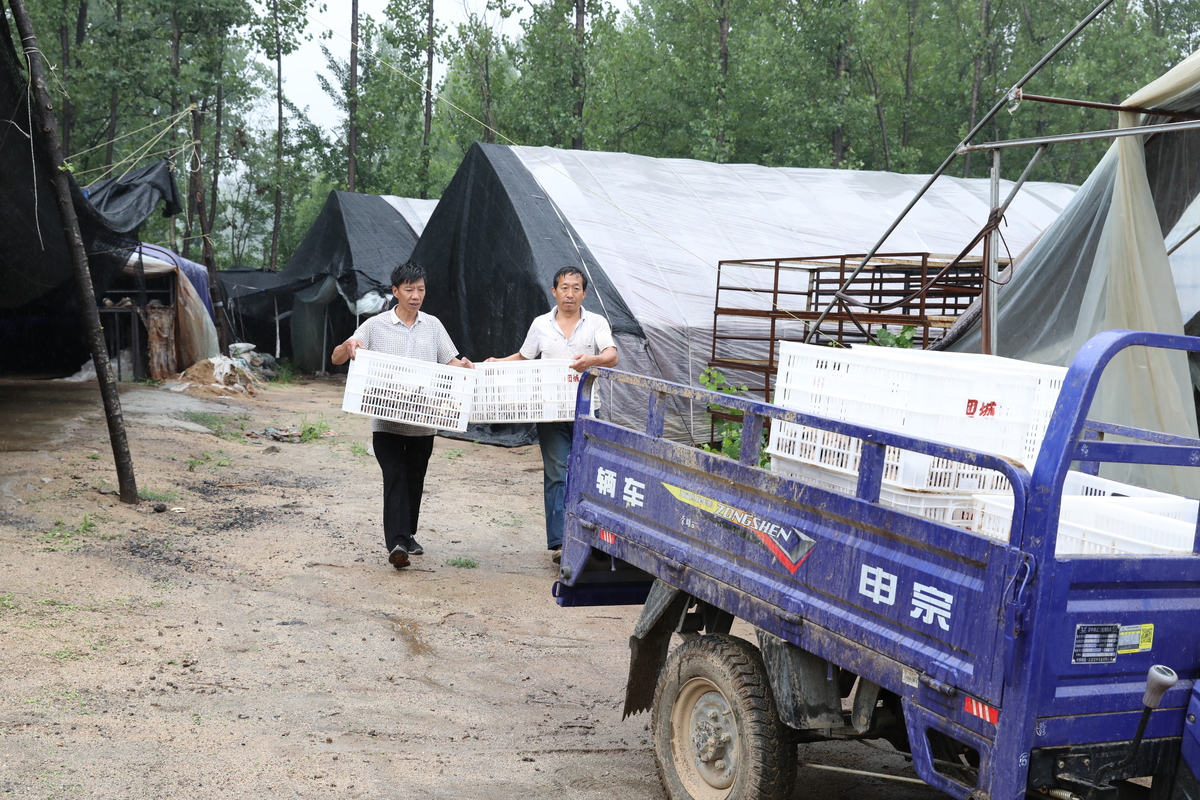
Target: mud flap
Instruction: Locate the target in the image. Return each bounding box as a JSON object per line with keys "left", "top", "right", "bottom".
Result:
{"left": 623, "top": 579, "right": 690, "bottom": 719}
{"left": 756, "top": 630, "right": 843, "bottom": 730}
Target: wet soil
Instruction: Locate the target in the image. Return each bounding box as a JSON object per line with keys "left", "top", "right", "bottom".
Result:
{"left": 0, "top": 377, "right": 942, "bottom": 799}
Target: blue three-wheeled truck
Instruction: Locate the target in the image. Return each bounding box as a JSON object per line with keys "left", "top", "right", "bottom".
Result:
{"left": 552, "top": 330, "right": 1200, "bottom": 800}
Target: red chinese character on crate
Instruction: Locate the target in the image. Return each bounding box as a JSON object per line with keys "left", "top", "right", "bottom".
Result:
{"left": 568, "top": 373, "right": 580, "bottom": 383}
{"left": 979, "top": 401, "right": 997, "bottom": 417}
{"left": 965, "top": 399, "right": 979, "bottom": 416}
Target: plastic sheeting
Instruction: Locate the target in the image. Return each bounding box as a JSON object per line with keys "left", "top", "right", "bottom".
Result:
{"left": 84, "top": 161, "right": 183, "bottom": 234}
{"left": 416, "top": 143, "right": 1077, "bottom": 442}
{"left": 946, "top": 51, "right": 1200, "bottom": 495}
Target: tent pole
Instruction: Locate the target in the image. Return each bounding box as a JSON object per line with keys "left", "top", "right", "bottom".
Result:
{"left": 9, "top": 0, "right": 138, "bottom": 504}
{"left": 983, "top": 149, "right": 1000, "bottom": 355}
{"left": 802, "top": 0, "right": 1116, "bottom": 344}
{"left": 274, "top": 297, "right": 281, "bottom": 358}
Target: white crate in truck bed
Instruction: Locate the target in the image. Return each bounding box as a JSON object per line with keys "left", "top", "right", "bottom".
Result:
{"left": 768, "top": 341, "right": 1066, "bottom": 492}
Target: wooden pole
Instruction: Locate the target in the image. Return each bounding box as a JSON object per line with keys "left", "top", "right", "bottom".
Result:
{"left": 9, "top": 0, "right": 138, "bottom": 504}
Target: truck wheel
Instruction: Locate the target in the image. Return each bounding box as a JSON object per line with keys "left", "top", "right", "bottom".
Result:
{"left": 652, "top": 633, "right": 795, "bottom": 800}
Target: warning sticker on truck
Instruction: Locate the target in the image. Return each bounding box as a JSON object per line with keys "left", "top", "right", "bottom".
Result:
{"left": 1072, "top": 623, "right": 1154, "bottom": 664}
{"left": 661, "top": 483, "right": 815, "bottom": 573}
{"left": 1116, "top": 624, "right": 1154, "bottom": 654}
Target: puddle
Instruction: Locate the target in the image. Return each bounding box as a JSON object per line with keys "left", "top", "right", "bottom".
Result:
{"left": 388, "top": 617, "right": 433, "bottom": 657}
{"left": 0, "top": 380, "right": 99, "bottom": 451}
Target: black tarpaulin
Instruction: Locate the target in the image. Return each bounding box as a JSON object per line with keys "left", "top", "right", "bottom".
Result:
{"left": 84, "top": 161, "right": 184, "bottom": 234}
{"left": 414, "top": 143, "right": 643, "bottom": 361}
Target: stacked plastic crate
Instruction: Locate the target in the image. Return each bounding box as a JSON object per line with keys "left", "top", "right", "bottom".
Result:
{"left": 767, "top": 342, "right": 1197, "bottom": 555}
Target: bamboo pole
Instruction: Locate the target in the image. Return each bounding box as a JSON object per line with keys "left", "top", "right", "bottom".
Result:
{"left": 9, "top": 0, "right": 138, "bottom": 504}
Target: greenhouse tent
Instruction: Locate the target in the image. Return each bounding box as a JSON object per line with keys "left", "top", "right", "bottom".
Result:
{"left": 215, "top": 191, "right": 438, "bottom": 371}
{"left": 941, "top": 49, "right": 1200, "bottom": 495}
{"left": 414, "top": 142, "right": 1079, "bottom": 442}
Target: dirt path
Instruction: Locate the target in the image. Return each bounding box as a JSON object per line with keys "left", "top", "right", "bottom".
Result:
{"left": 0, "top": 378, "right": 941, "bottom": 799}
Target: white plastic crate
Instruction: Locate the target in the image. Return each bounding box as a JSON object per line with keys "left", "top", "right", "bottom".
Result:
{"left": 770, "top": 456, "right": 979, "bottom": 530}
{"left": 973, "top": 494, "right": 1197, "bottom": 555}
{"left": 342, "top": 349, "right": 476, "bottom": 432}
{"left": 470, "top": 359, "right": 578, "bottom": 424}
{"left": 768, "top": 342, "right": 1066, "bottom": 493}
{"left": 1063, "top": 471, "right": 1183, "bottom": 501}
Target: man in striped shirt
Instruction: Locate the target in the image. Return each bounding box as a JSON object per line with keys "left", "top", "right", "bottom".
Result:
{"left": 332, "top": 261, "right": 474, "bottom": 570}
{"left": 486, "top": 266, "right": 618, "bottom": 562}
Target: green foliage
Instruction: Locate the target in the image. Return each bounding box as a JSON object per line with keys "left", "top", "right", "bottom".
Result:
{"left": 182, "top": 412, "right": 248, "bottom": 442}
{"left": 872, "top": 325, "right": 917, "bottom": 348}
{"left": 299, "top": 415, "right": 330, "bottom": 443}
{"left": 22, "top": 0, "right": 1200, "bottom": 282}
{"left": 272, "top": 358, "right": 300, "bottom": 384}
{"left": 138, "top": 487, "right": 179, "bottom": 502}
{"left": 698, "top": 367, "right": 768, "bottom": 466}
{"left": 349, "top": 442, "right": 370, "bottom": 458}
{"left": 446, "top": 557, "right": 479, "bottom": 568}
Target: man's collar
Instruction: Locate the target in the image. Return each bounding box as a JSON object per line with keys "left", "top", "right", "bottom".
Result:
{"left": 388, "top": 308, "right": 423, "bottom": 326}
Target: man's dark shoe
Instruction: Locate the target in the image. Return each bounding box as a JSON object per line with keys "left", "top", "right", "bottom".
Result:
{"left": 408, "top": 539, "right": 424, "bottom": 556}
{"left": 388, "top": 545, "right": 410, "bottom": 570}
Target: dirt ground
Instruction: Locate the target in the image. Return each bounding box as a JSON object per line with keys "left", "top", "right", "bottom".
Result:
{"left": 0, "top": 376, "right": 944, "bottom": 800}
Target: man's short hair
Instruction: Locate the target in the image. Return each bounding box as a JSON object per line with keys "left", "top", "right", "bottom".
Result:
{"left": 552, "top": 266, "right": 587, "bottom": 291}
{"left": 391, "top": 260, "right": 427, "bottom": 288}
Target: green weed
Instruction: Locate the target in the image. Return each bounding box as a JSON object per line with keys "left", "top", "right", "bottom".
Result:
{"left": 40, "top": 520, "right": 77, "bottom": 550}
{"left": 77, "top": 514, "right": 96, "bottom": 535}
{"left": 273, "top": 359, "right": 300, "bottom": 385}
{"left": 138, "top": 487, "right": 178, "bottom": 502}
{"left": 182, "top": 412, "right": 248, "bottom": 442}
{"left": 444, "top": 448, "right": 464, "bottom": 460}
{"left": 446, "top": 557, "right": 479, "bottom": 569}
{"left": 349, "top": 442, "right": 370, "bottom": 458}
{"left": 871, "top": 324, "right": 918, "bottom": 348}
{"left": 87, "top": 453, "right": 100, "bottom": 461}
{"left": 0, "top": 593, "right": 16, "bottom": 612}
{"left": 299, "top": 415, "right": 329, "bottom": 443}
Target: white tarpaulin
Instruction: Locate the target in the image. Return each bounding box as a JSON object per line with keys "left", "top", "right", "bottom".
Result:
{"left": 509, "top": 147, "right": 1077, "bottom": 440}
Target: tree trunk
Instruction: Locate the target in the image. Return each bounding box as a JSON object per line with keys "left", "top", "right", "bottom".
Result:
{"left": 420, "top": 0, "right": 433, "bottom": 198}
{"left": 901, "top": 0, "right": 917, "bottom": 151}
{"left": 9, "top": 0, "right": 138, "bottom": 504}
{"left": 209, "top": 82, "right": 224, "bottom": 233}
{"left": 169, "top": 12, "right": 181, "bottom": 251}
{"left": 270, "top": 0, "right": 282, "bottom": 271}
{"left": 58, "top": 0, "right": 70, "bottom": 155}
{"left": 104, "top": 0, "right": 121, "bottom": 167}
{"left": 863, "top": 57, "right": 890, "bottom": 171}
{"left": 715, "top": 0, "right": 729, "bottom": 160}
{"left": 962, "top": 0, "right": 990, "bottom": 179}
{"left": 571, "top": 0, "right": 584, "bottom": 149}
{"left": 208, "top": 37, "right": 226, "bottom": 234}
{"left": 190, "top": 101, "right": 230, "bottom": 354}
{"left": 348, "top": 0, "right": 358, "bottom": 192}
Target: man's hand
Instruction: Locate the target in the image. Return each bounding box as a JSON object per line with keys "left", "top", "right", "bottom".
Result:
{"left": 570, "top": 353, "right": 592, "bottom": 373}
{"left": 451, "top": 356, "right": 475, "bottom": 369}
{"left": 331, "top": 338, "right": 366, "bottom": 366}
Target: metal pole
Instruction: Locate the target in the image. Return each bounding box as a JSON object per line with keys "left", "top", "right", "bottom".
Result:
{"left": 802, "top": 0, "right": 1117, "bottom": 343}
{"left": 957, "top": 117, "right": 1200, "bottom": 152}
{"left": 9, "top": 0, "right": 138, "bottom": 503}
{"left": 985, "top": 149, "right": 1001, "bottom": 354}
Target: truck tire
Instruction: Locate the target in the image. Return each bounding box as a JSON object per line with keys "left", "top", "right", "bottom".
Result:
{"left": 652, "top": 633, "right": 796, "bottom": 800}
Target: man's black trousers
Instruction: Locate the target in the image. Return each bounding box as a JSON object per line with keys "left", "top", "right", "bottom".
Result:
{"left": 372, "top": 432, "right": 434, "bottom": 553}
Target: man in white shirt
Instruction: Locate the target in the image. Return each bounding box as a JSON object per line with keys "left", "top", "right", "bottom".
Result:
{"left": 487, "top": 266, "right": 619, "bottom": 561}
{"left": 331, "top": 261, "right": 474, "bottom": 571}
